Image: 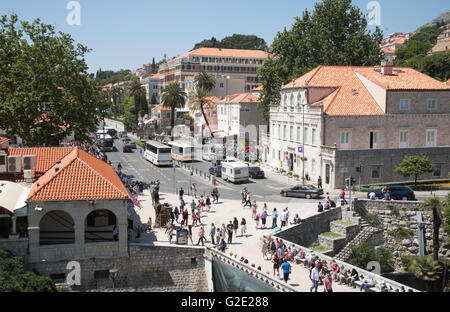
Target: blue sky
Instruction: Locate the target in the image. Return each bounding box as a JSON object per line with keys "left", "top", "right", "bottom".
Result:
{"left": 1, "top": 0, "right": 449, "bottom": 73}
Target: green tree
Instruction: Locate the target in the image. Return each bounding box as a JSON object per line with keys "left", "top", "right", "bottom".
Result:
{"left": 348, "top": 241, "right": 394, "bottom": 273}
{"left": 189, "top": 87, "right": 214, "bottom": 138}
{"left": 193, "top": 34, "right": 267, "bottom": 51}
{"left": 395, "top": 155, "right": 435, "bottom": 186}
{"left": 180, "top": 113, "right": 194, "bottom": 130}
{"left": 0, "top": 250, "right": 56, "bottom": 292}
{"left": 194, "top": 71, "right": 216, "bottom": 92}
{"left": 424, "top": 197, "right": 443, "bottom": 261}
{"left": 444, "top": 194, "right": 450, "bottom": 241}
{"left": 0, "top": 14, "right": 106, "bottom": 146}
{"left": 150, "top": 93, "right": 158, "bottom": 106}
{"left": 128, "top": 77, "right": 147, "bottom": 122}
{"left": 257, "top": 0, "right": 383, "bottom": 124}
{"left": 418, "top": 51, "right": 450, "bottom": 82}
{"left": 407, "top": 255, "right": 442, "bottom": 291}
{"left": 122, "top": 96, "right": 137, "bottom": 132}
{"left": 161, "top": 83, "right": 186, "bottom": 140}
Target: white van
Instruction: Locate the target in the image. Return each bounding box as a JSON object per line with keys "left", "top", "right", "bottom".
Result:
{"left": 221, "top": 161, "right": 249, "bottom": 183}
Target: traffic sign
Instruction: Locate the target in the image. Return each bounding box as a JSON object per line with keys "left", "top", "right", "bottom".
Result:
{"left": 298, "top": 146, "right": 303, "bottom": 153}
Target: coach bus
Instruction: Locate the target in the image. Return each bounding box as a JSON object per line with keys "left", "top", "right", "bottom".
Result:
{"left": 104, "top": 126, "right": 118, "bottom": 139}
{"left": 97, "top": 133, "right": 114, "bottom": 152}
{"left": 168, "top": 141, "right": 197, "bottom": 162}
{"left": 143, "top": 140, "right": 173, "bottom": 166}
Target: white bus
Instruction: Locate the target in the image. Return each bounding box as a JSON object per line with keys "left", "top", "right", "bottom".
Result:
{"left": 168, "top": 141, "right": 196, "bottom": 162}
{"left": 221, "top": 161, "right": 249, "bottom": 183}
{"left": 96, "top": 133, "right": 114, "bottom": 152}
{"left": 104, "top": 126, "right": 118, "bottom": 139}
{"left": 143, "top": 140, "right": 173, "bottom": 166}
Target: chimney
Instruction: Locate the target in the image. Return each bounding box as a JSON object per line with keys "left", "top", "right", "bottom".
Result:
{"left": 381, "top": 60, "right": 393, "bottom": 75}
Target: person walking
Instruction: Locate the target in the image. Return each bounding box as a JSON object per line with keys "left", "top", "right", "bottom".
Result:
{"left": 317, "top": 176, "right": 322, "bottom": 190}
{"left": 261, "top": 209, "right": 267, "bottom": 229}
{"left": 243, "top": 192, "right": 251, "bottom": 208}
{"left": 271, "top": 208, "right": 278, "bottom": 229}
{"left": 174, "top": 206, "right": 180, "bottom": 223}
{"left": 281, "top": 259, "right": 291, "bottom": 283}
{"left": 210, "top": 223, "right": 216, "bottom": 245}
{"left": 196, "top": 225, "right": 205, "bottom": 246}
{"left": 280, "top": 209, "right": 287, "bottom": 228}
{"left": 146, "top": 217, "right": 152, "bottom": 233}
{"left": 226, "top": 221, "right": 234, "bottom": 244}
{"left": 324, "top": 272, "right": 333, "bottom": 292}
{"left": 191, "top": 183, "right": 197, "bottom": 198}
{"left": 241, "top": 187, "right": 247, "bottom": 204}
{"left": 179, "top": 187, "right": 184, "bottom": 200}
{"left": 205, "top": 195, "right": 211, "bottom": 212}
{"left": 233, "top": 217, "right": 239, "bottom": 236}
{"left": 310, "top": 262, "right": 320, "bottom": 292}
{"left": 190, "top": 199, "right": 196, "bottom": 215}
{"left": 187, "top": 224, "right": 194, "bottom": 245}
{"left": 240, "top": 218, "right": 247, "bottom": 237}
{"left": 272, "top": 253, "right": 280, "bottom": 277}
{"left": 251, "top": 200, "right": 258, "bottom": 219}
{"left": 182, "top": 209, "right": 189, "bottom": 227}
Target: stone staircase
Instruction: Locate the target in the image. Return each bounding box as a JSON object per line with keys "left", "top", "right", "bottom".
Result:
{"left": 334, "top": 226, "right": 381, "bottom": 262}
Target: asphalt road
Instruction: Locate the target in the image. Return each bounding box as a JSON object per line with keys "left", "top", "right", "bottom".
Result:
{"left": 106, "top": 138, "right": 325, "bottom": 204}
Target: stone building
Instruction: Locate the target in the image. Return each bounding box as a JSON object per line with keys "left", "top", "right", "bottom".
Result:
{"left": 263, "top": 62, "right": 450, "bottom": 189}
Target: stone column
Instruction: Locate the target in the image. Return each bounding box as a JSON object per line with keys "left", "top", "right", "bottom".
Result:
{"left": 28, "top": 226, "right": 40, "bottom": 262}
{"left": 74, "top": 225, "right": 85, "bottom": 259}
{"left": 11, "top": 216, "right": 17, "bottom": 234}
{"left": 118, "top": 223, "right": 128, "bottom": 256}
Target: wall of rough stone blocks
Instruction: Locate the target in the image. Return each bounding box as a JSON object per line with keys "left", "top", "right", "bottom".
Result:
{"left": 334, "top": 146, "right": 450, "bottom": 188}
{"left": 354, "top": 199, "right": 449, "bottom": 269}
{"left": 25, "top": 245, "right": 209, "bottom": 292}
{"left": 275, "top": 208, "right": 342, "bottom": 247}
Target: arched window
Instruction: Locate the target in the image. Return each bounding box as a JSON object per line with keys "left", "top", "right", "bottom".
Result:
{"left": 85, "top": 210, "right": 117, "bottom": 243}
{"left": 297, "top": 93, "right": 303, "bottom": 106}
{"left": 290, "top": 94, "right": 294, "bottom": 107}
{"left": 39, "top": 211, "right": 75, "bottom": 245}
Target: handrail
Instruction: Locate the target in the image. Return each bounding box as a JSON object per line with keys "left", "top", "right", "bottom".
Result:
{"left": 205, "top": 247, "right": 299, "bottom": 292}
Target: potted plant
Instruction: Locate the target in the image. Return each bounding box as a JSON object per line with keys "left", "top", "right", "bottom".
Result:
{"left": 133, "top": 225, "right": 146, "bottom": 241}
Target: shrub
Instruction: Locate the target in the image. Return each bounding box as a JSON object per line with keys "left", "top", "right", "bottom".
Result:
{"left": 348, "top": 242, "right": 394, "bottom": 273}
{"left": 388, "top": 227, "right": 415, "bottom": 241}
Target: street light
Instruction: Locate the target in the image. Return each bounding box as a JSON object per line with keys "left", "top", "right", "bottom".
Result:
{"left": 294, "top": 80, "right": 308, "bottom": 185}
{"left": 109, "top": 269, "right": 118, "bottom": 292}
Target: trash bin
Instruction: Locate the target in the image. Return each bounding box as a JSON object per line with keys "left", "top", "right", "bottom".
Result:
{"left": 176, "top": 229, "right": 188, "bottom": 245}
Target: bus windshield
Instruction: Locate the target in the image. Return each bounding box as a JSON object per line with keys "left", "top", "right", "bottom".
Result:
{"left": 159, "top": 148, "right": 172, "bottom": 154}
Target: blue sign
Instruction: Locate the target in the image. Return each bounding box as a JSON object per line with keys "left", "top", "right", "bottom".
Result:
{"left": 298, "top": 146, "right": 303, "bottom": 153}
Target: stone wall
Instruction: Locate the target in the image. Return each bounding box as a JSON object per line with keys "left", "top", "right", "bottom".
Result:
{"left": 0, "top": 238, "right": 28, "bottom": 259}
{"left": 334, "top": 146, "right": 450, "bottom": 188}
{"left": 354, "top": 199, "right": 449, "bottom": 269}
{"left": 275, "top": 208, "right": 342, "bottom": 247}
{"left": 25, "top": 244, "right": 209, "bottom": 292}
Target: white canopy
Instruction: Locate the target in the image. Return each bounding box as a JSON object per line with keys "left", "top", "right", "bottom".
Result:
{"left": 0, "top": 181, "right": 30, "bottom": 216}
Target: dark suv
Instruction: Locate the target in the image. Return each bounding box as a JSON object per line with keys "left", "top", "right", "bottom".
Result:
{"left": 367, "top": 185, "right": 415, "bottom": 200}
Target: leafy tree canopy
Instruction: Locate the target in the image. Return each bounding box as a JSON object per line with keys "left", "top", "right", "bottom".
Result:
{"left": 95, "top": 69, "right": 131, "bottom": 86}
{"left": 0, "top": 14, "right": 107, "bottom": 146}
{"left": 395, "top": 155, "right": 435, "bottom": 185}
{"left": 348, "top": 241, "right": 394, "bottom": 274}
{"left": 0, "top": 250, "right": 56, "bottom": 292}
{"left": 256, "top": 0, "right": 383, "bottom": 121}
{"left": 193, "top": 34, "right": 267, "bottom": 51}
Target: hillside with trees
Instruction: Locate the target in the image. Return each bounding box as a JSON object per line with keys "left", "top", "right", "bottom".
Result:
{"left": 96, "top": 69, "right": 131, "bottom": 85}
{"left": 193, "top": 34, "right": 267, "bottom": 51}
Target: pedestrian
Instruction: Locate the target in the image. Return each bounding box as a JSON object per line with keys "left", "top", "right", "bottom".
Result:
{"left": 254, "top": 212, "right": 260, "bottom": 229}
{"left": 188, "top": 224, "right": 194, "bottom": 245}
{"left": 273, "top": 253, "right": 280, "bottom": 277}
{"left": 196, "top": 225, "right": 205, "bottom": 246}
{"left": 166, "top": 223, "right": 174, "bottom": 243}
{"left": 318, "top": 176, "right": 322, "bottom": 189}
{"left": 180, "top": 197, "right": 186, "bottom": 212}
{"left": 262, "top": 239, "right": 268, "bottom": 260}
{"left": 324, "top": 272, "right": 333, "bottom": 292}
{"left": 281, "top": 259, "right": 291, "bottom": 283}
{"left": 317, "top": 202, "right": 324, "bottom": 212}
{"left": 146, "top": 217, "right": 152, "bottom": 233}
{"left": 310, "top": 262, "right": 320, "bottom": 292}
{"left": 113, "top": 225, "right": 118, "bottom": 241}
{"left": 226, "top": 221, "right": 234, "bottom": 244}
{"left": 243, "top": 192, "right": 251, "bottom": 207}
{"left": 179, "top": 187, "right": 184, "bottom": 200}
{"left": 190, "top": 199, "right": 196, "bottom": 215}
{"left": 233, "top": 217, "right": 239, "bottom": 236}
{"left": 271, "top": 208, "right": 278, "bottom": 229}
{"left": 285, "top": 207, "right": 290, "bottom": 224}
{"left": 240, "top": 218, "right": 247, "bottom": 237}
{"left": 251, "top": 200, "right": 258, "bottom": 219}
{"left": 205, "top": 195, "right": 211, "bottom": 212}
{"left": 241, "top": 187, "right": 247, "bottom": 203}
{"left": 261, "top": 209, "right": 267, "bottom": 229}
{"left": 339, "top": 189, "right": 347, "bottom": 205}
{"left": 215, "top": 226, "right": 222, "bottom": 247}
{"left": 219, "top": 239, "right": 227, "bottom": 252}
{"left": 210, "top": 223, "right": 216, "bottom": 245}
{"left": 191, "top": 183, "right": 197, "bottom": 198}
{"left": 280, "top": 208, "right": 287, "bottom": 228}
{"left": 174, "top": 206, "right": 180, "bottom": 223}
{"left": 182, "top": 209, "right": 189, "bottom": 227}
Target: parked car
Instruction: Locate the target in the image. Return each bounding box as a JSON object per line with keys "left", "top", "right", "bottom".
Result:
{"left": 209, "top": 165, "right": 222, "bottom": 177}
{"left": 248, "top": 166, "right": 265, "bottom": 179}
{"left": 122, "top": 144, "right": 133, "bottom": 153}
{"left": 125, "top": 140, "right": 136, "bottom": 149}
{"left": 202, "top": 153, "right": 215, "bottom": 162}
{"left": 367, "top": 185, "right": 415, "bottom": 200}
{"left": 280, "top": 185, "right": 324, "bottom": 199}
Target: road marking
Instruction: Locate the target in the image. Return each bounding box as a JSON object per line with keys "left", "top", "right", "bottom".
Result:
{"left": 176, "top": 180, "right": 188, "bottom": 183}
{"left": 254, "top": 195, "right": 264, "bottom": 199}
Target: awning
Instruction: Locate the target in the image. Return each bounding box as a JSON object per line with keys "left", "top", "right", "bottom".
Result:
{"left": 0, "top": 181, "right": 30, "bottom": 216}
{"left": 126, "top": 188, "right": 142, "bottom": 209}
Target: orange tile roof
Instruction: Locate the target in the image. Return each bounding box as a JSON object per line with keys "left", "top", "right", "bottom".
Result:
{"left": 447, "top": 78, "right": 450, "bottom": 85}
{"left": 173, "top": 48, "right": 268, "bottom": 62}
{"left": 8, "top": 147, "right": 74, "bottom": 174}
{"left": 283, "top": 65, "right": 450, "bottom": 116}
{"left": 149, "top": 73, "right": 160, "bottom": 79}
{"left": 252, "top": 85, "right": 263, "bottom": 91}
{"left": 152, "top": 105, "right": 172, "bottom": 111}
{"left": 28, "top": 148, "right": 128, "bottom": 201}
{"left": 217, "top": 92, "right": 261, "bottom": 104}
{"left": 0, "top": 136, "right": 9, "bottom": 143}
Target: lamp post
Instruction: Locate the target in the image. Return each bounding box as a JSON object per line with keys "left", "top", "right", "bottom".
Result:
{"left": 109, "top": 269, "right": 118, "bottom": 292}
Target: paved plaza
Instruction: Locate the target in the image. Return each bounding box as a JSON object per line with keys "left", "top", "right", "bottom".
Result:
{"left": 129, "top": 188, "right": 360, "bottom": 292}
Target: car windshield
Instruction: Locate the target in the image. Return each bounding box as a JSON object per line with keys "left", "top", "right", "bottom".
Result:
{"left": 249, "top": 167, "right": 260, "bottom": 172}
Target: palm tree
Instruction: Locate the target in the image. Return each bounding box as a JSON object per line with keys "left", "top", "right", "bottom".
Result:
{"left": 194, "top": 71, "right": 216, "bottom": 92}
{"left": 189, "top": 87, "right": 215, "bottom": 138}
{"left": 408, "top": 255, "right": 442, "bottom": 291}
{"left": 424, "top": 197, "right": 443, "bottom": 261}
{"left": 110, "top": 86, "right": 123, "bottom": 119}
{"left": 128, "top": 78, "right": 146, "bottom": 124}
{"left": 161, "top": 83, "right": 186, "bottom": 140}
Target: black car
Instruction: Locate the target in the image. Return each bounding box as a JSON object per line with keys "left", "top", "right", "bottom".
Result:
{"left": 248, "top": 166, "right": 265, "bottom": 179}
{"left": 367, "top": 185, "right": 415, "bottom": 200}
{"left": 280, "top": 185, "right": 323, "bottom": 199}
{"left": 209, "top": 165, "right": 222, "bottom": 177}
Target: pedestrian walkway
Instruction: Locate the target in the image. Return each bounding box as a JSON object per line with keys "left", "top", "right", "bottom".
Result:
{"left": 129, "top": 189, "right": 359, "bottom": 292}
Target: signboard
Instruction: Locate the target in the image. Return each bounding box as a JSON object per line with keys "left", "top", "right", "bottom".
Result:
{"left": 126, "top": 189, "right": 142, "bottom": 209}
{"left": 340, "top": 167, "right": 349, "bottom": 173}
{"left": 176, "top": 230, "right": 188, "bottom": 245}
{"left": 298, "top": 146, "right": 303, "bottom": 153}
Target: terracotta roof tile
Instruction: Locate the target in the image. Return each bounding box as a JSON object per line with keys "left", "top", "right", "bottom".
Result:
{"left": 0, "top": 136, "right": 9, "bottom": 143}
{"left": 28, "top": 148, "right": 128, "bottom": 201}
{"left": 217, "top": 92, "right": 261, "bottom": 104}
{"left": 8, "top": 147, "right": 74, "bottom": 174}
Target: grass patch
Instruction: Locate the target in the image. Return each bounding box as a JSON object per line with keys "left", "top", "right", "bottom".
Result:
{"left": 310, "top": 245, "right": 329, "bottom": 253}
{"left": 320, "top": 232, "right": 342, "bottom": 239}
{"left": 332, "top": 220, "right": 355, "bottom": 226}
{"left": 135, "top": 140, "right": 145, "bottom": 148}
